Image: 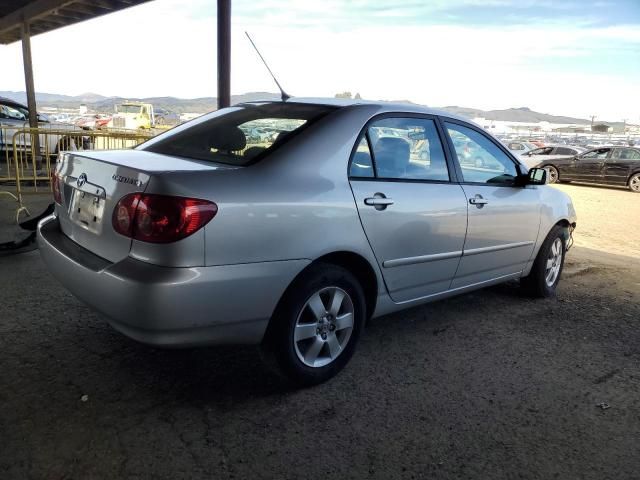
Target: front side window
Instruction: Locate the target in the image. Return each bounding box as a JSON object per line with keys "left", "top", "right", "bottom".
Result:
{"left": 446, "top": 122, "right": 518, "bottom": 184}
{"left": 142, "top": 103, "right": 335, "bottom": 166}
{"left": 361, "top": 117, "right": 449, "bottom": 181}
{"left": 581, "top": 148, "right": 610, "bottom": 160}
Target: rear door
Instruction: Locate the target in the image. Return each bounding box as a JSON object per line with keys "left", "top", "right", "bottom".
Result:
{"left": 349, "top": 115, "right": 468, "bottom": 303}
{"left": 442, "top": 120, "right": 541, "bottom": 288}
{"left": 603, "top": 148, "right": 640, "bottom": 185}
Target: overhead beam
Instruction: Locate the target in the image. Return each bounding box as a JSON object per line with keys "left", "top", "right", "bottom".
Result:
{"left": 217, "top": 0, "right": 231, "bottom": 109}
{"left": 0, "top": 0, "right": 76, "bottom": 36}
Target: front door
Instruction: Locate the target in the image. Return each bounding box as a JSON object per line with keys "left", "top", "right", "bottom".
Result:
{"left": 569, "top": 148, "right": 611, "bottom": 183}
{"left": 442, "top": 121, "right": 541, "bottom": 288}
{"left": 349, "top": 116, "right": 468, "bottom": 303}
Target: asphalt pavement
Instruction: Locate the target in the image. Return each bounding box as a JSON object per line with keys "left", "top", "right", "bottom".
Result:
{"left": 1, "top": 242, "right": 639, "bottom": 479}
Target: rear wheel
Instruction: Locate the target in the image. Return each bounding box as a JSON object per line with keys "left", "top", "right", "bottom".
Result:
{"left": 629, "top": 173, "right": 640, "bottom": 193}
{"left": 544, "top": 165, "right": 559, "bottom": 184}
{"left": 521, "top": 225, "right": 566, "bottom": 297}
{"left": 263, "top": 263, "right": 366, "bottom": 386}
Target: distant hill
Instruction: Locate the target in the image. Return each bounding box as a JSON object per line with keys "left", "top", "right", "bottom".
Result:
{"left": 0, "top": 91, "right": 616, "bottom": 125}
{"left": 0, "top": 91, "right": 280, "bottom": 114}
{"left": 441, "top": 106, "right": 591, "bottom": 125}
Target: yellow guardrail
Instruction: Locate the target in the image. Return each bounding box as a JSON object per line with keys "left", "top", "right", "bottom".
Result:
{"left": 0, "top": 126, "right": 154, "bottom": 222}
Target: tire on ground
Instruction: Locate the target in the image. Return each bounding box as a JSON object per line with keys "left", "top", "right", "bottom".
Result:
{"left": 262, "top": 262, "right": 366, "bottom": 387}
{"left": 521, "top": 224, "right": 567, "bottom": 298}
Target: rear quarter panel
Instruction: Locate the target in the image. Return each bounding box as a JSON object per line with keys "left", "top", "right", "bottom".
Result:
{"left": 145, "top": 105, "right": 386, "bottom": 284}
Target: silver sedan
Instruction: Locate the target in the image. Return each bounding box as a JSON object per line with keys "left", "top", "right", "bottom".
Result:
{"left": 38, "top": 99, "right": 577, "bottom": 385}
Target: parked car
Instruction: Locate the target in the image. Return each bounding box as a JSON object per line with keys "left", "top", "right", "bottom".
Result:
{"left": 533, "top": 146, "right": 640, "bottom": 191}
{"left": 0, "top": 96, "right": 87, "bottom": 156}
{"left": 520, "top": 145, "right": 586, "bottom": 179}
{"left": 38, "top": 99, "right": 577, "bottom": 385}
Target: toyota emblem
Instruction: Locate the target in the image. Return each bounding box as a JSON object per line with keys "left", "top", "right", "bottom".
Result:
{"left": 77, "top": 173, "right": 87, "bottom": 188}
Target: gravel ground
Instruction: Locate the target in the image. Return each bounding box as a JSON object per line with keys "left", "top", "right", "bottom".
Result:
{"left": 1, "top": 184, "right": 639, "bottom": 480}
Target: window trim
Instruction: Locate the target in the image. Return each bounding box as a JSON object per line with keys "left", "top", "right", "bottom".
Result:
{"left": 347, "top": 112, "right": 459, "bottom": 183}
{"left": 438, "top": 116, "right": 526, "bottom": 187}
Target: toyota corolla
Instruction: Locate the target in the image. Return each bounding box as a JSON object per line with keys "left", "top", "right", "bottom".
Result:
{"left": 37, "top": 99, "right": 577, "bottom": 385}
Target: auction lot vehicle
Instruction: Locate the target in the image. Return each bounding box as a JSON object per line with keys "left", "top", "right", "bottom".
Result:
{"left": 37, "top": 99, "right": 577, "bottom": 385}
{"left": 532, "top": 146, "right": 640, "bottom": 191}
{"left": 520, "top": 145, "right": 586, "bottom": 180}
{"left": 107, "top": 102, "right": 155, "bottom": 130}
{"left": 0, "top": 96, "right": 86, "bottom": 155}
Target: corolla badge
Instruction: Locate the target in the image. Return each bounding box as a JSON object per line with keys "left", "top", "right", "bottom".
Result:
{"left": 112, "top": 174, "right": 144, "bottom": 188}
{"left": 77, "top": 173, "right": 87, "bottom": 187}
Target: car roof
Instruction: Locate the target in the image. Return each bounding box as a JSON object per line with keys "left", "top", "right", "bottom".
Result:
{"left": 240, "top": 97, "right": 472, "bottom": 123}
{"left": 0, "top": 96, "right": 27, "bottom": 108}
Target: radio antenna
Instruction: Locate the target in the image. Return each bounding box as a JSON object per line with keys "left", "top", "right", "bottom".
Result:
{"left": 245, "top": 31, "right": 290, "bottom": 102}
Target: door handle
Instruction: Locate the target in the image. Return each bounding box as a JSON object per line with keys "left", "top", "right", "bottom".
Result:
{"left": 364, "top": 194, "right": 393, "bottom": 210}
{"left": 469, "top": 194, "right": 488, "bottom": 208}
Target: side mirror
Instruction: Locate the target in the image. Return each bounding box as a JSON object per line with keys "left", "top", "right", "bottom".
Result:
{"left": 527, "top": 167, "right": 547, "bottom": 185}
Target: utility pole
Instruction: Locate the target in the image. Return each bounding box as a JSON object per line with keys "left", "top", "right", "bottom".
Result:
{"left": 217, "top": 0, "right": 231, "bottom": 109}
{"left": 21, "top": 20, "right": 41, "bottom": 168}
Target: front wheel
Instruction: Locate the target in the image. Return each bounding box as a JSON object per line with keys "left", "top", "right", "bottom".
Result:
{"left": 629, "top": 173, "right": 640, "bottom": 193}
{"left": 263, "top": 263, "right": 366, "bottom": 386}
{"left": 521, "top": 225, "right": 566, "bottom": 297}
{"left": 544, "top": 165, "right": 559, "bottom": 184}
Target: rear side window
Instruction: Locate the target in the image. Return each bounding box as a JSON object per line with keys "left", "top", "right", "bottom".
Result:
{"left": 350, "top": 117, "right": 449, "bottom": 181}
{"left": 446, "top": 122, "right": 518, "bottom": 185}
{"left": 611, "top": 148, "right": 640, "bottom": 160}
{"left": 555, "top": 147, "right": 575, "bottom": 155}
{"left": 142, "top": 103, "right": 335, "bottom": 166}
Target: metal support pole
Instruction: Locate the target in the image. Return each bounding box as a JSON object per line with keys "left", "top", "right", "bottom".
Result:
{"left": 21, "top": 21, "right": 42, "bottom": 168}
{"left": 217, "top": 0, "right": 231, "bottom": 109}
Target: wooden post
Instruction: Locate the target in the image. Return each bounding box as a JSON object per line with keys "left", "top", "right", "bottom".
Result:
{"left": 217, "top": 0, "right": 231, "bottom": 109}
{"left": 21, "top": 21, "right": 42, "bottom": 168}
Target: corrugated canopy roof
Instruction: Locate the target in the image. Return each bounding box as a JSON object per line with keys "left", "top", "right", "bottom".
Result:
{"left": 0, "top": 0, "right": 151, "bottom": 44}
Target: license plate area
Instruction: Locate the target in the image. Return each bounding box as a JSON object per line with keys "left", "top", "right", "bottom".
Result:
{"left": 69, "top": 189, "right": 105, "bottom": 234}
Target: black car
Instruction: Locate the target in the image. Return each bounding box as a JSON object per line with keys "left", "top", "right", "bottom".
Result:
{"left": 533, "top": 146, "right": 640, "bottom": 192}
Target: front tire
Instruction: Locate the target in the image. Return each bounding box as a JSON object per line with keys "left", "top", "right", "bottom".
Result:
{"left": 629, "top": 173, "right": 640, "bottom": 193}
{"left": 263, "top": 263, "right": 366, "bottom": 386}
{"left": 544, "top": 165, "right": 559, "bottom": 184}
{"left": 521, "top": 225, "right": 566, "bottom": 297}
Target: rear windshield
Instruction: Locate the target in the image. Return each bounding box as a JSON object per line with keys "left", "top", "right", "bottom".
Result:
{"left": 142, "top": 103, "right": 336, "bottom": 166}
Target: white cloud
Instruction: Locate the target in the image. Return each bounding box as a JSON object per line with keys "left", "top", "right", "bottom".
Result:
{"left": 0, "top": 0, "right": 638, "bottom": 121}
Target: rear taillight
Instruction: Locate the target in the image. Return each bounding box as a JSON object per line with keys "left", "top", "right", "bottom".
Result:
{"left": 52, "top": 171, "right": 62, "bottom": 205}
{"left": 112, "top": 194, "right": 217, "bottom": 243}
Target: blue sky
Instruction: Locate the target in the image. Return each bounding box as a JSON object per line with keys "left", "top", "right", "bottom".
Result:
{"left": 1, "top": 0, "right": 638, "bottom": 120}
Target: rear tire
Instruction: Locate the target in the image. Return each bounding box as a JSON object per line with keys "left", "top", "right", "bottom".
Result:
{"left": 262, "top": 263, "right": 366, "bottom": 387}
{"left": 521, "top": 225, "right": 566, "bottom": 298}
{"left": 629, "top": 173, "right": 640, "bottom": 193}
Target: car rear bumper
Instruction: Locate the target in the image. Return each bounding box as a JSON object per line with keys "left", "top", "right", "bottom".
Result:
{"left": 37, "top": 215, "right": 309, "bottom": 347}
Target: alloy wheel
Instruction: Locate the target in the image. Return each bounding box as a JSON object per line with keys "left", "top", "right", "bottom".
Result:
{"left": 545, "top": 166, "right": 559, "bottom": 184}
{"left": 545, "top": 238, "right": 563, "bottom": 287}
{"left": 630, "top": 174, "right": 640, "bottom": 192}
{"left": 293, "top": 287, "right": 355, "bottom": 368}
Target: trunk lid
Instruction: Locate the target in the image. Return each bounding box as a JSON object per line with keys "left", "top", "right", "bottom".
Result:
{"left": 56, "top": 150, "right": 232, "bottom": 263}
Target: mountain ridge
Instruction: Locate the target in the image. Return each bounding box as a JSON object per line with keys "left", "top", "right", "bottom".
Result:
{"left": 0, "top": 90, "right": 613, "bottom": 125}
